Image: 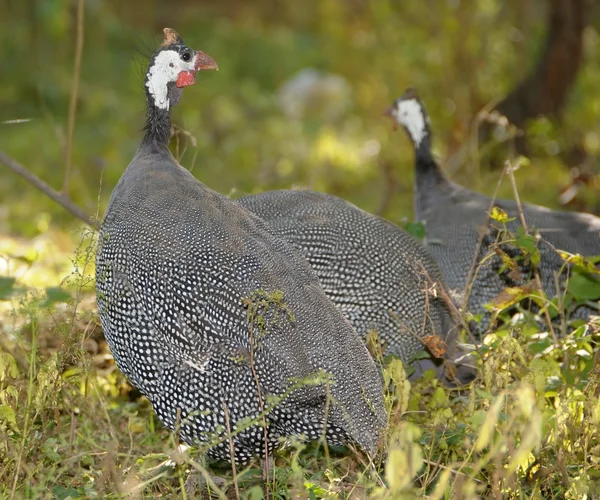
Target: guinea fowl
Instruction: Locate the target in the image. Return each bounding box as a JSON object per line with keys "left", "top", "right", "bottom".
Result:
{"left": 238, "top": 189, "right": 474, "bottom": 383}
{"left": 385, "top": 87, "right": 600, "bottom": 336}
{"left": 95, "top": 28, "right": 386, "bottom": 465}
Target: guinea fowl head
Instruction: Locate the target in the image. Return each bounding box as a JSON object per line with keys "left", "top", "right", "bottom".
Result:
{"left": 145, "top": 28, "right": 218, "bottom": 110}
{"left": 143, "top": 28, "right": 217, "bottom": 146}
{"left": 384, "top": 87, "right": 431, "bottom": 148}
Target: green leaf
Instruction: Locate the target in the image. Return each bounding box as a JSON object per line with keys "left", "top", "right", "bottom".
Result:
{"left": 515, "top": 155, "right": 531, "bottom": 168}
{"left": 474, "top": 395, "right": 505, "bottom": 452}
{"left": 528, "top": 340, "right": 552, "bottom": 355}
{"left": 246, "top": 486, "right": 264, "bottom": 500}
{"left": 0, "top": 353, "right": 18, "bottom": 381}
{"left": 408, "top": 349, "right": 432, "bottom": 361}
{"left": 51, "top": 485, "right": 80, "bottom": 500}
{"left": 44, "top": 437, "right": 61, "bottom": 462}
{"left": 386, "top": 442, "right": 423, "bottom": 492}
{"left": 430, "top": 386, "right": 449, "bottom": 409}
{"left": 489, "top": 285, "right": 535, "bottom": 311}
{"left": 304, "top": 482, "right": 328, "bottom": 497}
{"left": 404, "top": 221, "right": 426, "bottom": 240}
{"left": 0, "top": 405, "right": 19, "bottom": 432}
{"left": 560, "top": 252, "right": 600, "bottom": 275}
{"left": 475, "top": 388, "right": 494, "bottom": 400}
{"left": 515, "top": 227, "right": 541, "bottom": 265}
{"left": 470, "top": 410, "right": 487, "bottom": 430}
{"left": 591, "top": 399, "right": 600, "bottom": 426}
{"left": 44, "top": 286, "right": 71, "bottom": 306}
{"left": 567, "top": 272, "right": 600, "bottom": 301}
{"left": 384, "top": 358, "right": 411, "bottom": 414}
{"left": 0, "top": 276, "right": 17, "bottom": 301}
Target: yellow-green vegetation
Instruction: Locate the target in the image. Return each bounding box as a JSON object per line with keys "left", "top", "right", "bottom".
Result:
{"left": 1, "top": 238, "right": 599, "bottom": 498}
{"left": 3, "top": 1, "right": 600, "bottom": 234}
{"left": 1, "top": 1, "right": 600, "bottom": 498}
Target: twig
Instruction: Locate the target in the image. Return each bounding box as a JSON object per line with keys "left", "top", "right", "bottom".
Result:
{"left": 422, "top": 458, "right": 481, "bottom": 481}
{"left": 223, "top": 404, "right": 241, "bottom": 500}
{"left": 246, "top": 300, "right": 271, "bottom": 494}
{"left": 376, "top": 158, "right": 398, "bottom": 216}
{"left": 186, "top": 459, "right": 227, "bottom": 500}
{"left": 0, "top": 150, "right": 97, "bottom": 227}
{"left": 63, "top": 0, "right": 86, "bottom": 194}
{"left": 467, "top": 96, "right": 504, "bottom": 185}
{"left": 319, "top": 381, "right": 332, "bottom": 470}
{"left": 347, "top": 443, "right": 386, "bottom": 489}
{"left": 444, "top": 96, "right": 503, "bottom": 178}
{"left": 505, "top": 160, "right": 557, "bottom": 340}
{"left": 420, "top": 264, "right": 484, "bottom": 365}
{"left": 461, "top": 169, "right": 506, "bottom": 326}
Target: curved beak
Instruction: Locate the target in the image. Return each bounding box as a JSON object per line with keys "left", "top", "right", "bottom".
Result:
{"left": 195, "top": 51, "right": 218, "bottom": 71}
{"left": 176, "top": 51, "right": 218, "bottom": 88}
{"left": 383, "top": 106, "right": 397, "bottom": 131}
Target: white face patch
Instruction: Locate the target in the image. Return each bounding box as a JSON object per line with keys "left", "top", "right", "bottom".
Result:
{"left": 146, "top": 50, "right": 197, "bottom": 110}
{"left": 393, "top": 98, "right": 428, "bottom": 147}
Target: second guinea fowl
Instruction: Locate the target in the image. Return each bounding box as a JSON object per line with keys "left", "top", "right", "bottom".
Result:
{"left": 95, "top": 28, "right": 386, "bottom": 465}
{"left": 238, "top": 189, "right": 475, "bottom": 383}
{"left": 386, "top": 87, "right": 600, "bottom": 336}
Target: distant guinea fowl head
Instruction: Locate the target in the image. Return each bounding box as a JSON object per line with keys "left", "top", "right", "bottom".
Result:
{"left": 143, "top": 28, "right": 218, "bottom": 145}
{"left": 385, "top": 88, "right": 450, "bottom": 217}
{"left": 384, "top": 87, "right": 431, "bottom": 149}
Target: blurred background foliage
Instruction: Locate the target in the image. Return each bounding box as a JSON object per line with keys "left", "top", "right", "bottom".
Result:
{"left": 1, "top": 0, "right": 600, "bottom": 254}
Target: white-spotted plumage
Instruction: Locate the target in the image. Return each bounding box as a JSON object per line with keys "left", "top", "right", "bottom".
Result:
{"left": 238, "top": 189, "right": 475, "bottom": 383}
{"left": 96, "top": 29, "right": 386, "bottom": 464}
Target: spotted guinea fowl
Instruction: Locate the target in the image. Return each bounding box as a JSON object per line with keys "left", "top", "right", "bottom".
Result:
{"left": 238, "top": 189, "right": 474, "bottom": 383}
{"left": 385, "top": 87, "right": 600, "bottom": 336}
{"left": 95, "top": 28, "right": 385, "bottom": 464}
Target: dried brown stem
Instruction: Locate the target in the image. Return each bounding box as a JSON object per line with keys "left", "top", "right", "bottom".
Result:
{"left": 222, "top": 404, "right": 241, "bottom": 500}
{"left": 461, "top": 169, "right": 506, "bottom": 323}
{"left": 63, "top": 0, "right": 86, "bottom": 194}
{"left": 0, "top": 150, "right": 97, "bottom": 228}
{"left": 246, "top": 302, "right": 271, "bottom": 493}
{"left": 505, "top": 161, "right": 557, "bottom": 340}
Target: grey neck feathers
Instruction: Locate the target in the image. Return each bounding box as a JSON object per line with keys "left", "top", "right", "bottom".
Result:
{"left": 142, "top": 85, "right": 183, "bottom": 148}
{"left": 413, "top": 134, "right": 452, "bottom": 218}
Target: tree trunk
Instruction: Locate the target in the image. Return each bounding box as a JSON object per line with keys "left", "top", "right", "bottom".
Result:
{"left": 481, "top": 0, "right": 590, "bottom": 156}
{"left": 496, "top": 0, "right": 588, "bottom": 128}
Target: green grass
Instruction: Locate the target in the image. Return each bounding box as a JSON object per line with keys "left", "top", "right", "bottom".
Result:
{"left": 0, "top": 227, "right": 599, "bottom": 498}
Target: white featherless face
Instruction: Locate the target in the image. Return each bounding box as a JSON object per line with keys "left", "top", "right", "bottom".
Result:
{"left": 392, "top": 98, "right": 429, "bottom": 147}
{"left": 146, "top": 48, "right": 199, "bottom": 110}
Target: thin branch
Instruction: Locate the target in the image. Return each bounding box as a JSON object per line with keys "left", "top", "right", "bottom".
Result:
{"left": 505, "top": 160, "right": 557, "bottom": 340}
{"left": 222, "top": 403, "right": 241, "bottom": 500}
{"left": 247, "top": 307, "right": 271, "bottom": 494}
{"left": 0, "top": 150, "right": 97, "bottom": 228}
{"left": 422, "top": 458, "right": 481, "bottom": 481}
{"left": 63, "top": 0, "right": 86, "bottom": 194}
{"left": 376, "top": 158, "right": 398, "bottom": 216}
{"left": 461, "top": 169, "right": 506, "bottom": 320}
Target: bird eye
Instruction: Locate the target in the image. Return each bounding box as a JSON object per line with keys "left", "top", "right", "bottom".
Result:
{"left": 181, "top": 51, "right": 192, "bottom": 62}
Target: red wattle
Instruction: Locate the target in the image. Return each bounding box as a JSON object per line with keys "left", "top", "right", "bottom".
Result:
{"left": 176, "top": 71, "right": 196, "bottom": 88}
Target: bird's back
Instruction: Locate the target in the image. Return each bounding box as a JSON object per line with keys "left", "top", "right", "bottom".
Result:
{"left": 96, "top": 147, "right": 385, "bottom": 460}
{"left": 238, "top": 189, "right": 456, "bottom": 365}
{"left": 420, "top": 181, "right": 600, "bottom": 334}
